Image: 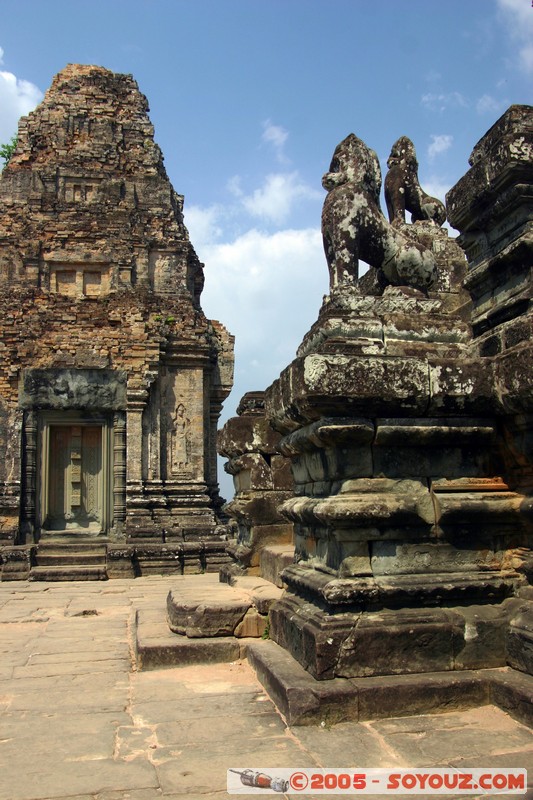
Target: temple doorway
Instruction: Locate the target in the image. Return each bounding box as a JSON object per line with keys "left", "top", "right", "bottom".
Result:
{"left": 38, "top": 414, "right": 112, "bottom": 535}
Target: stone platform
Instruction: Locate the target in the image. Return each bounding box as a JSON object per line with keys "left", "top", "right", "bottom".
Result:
{"left": 0, "top": 577, "right": 532, "bottom": 800}
{"left": 247, "top": 638, "right": 533, "bottom": 729}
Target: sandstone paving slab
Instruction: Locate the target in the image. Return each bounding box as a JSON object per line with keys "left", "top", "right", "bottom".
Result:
{"left": 0, "top": 707, "right": 130, "bottom": 737}
{"left": 0, "top": 650, "right": 32, "bottom": 666}
{"left": 12, "top": 658, "right": 128, "bottom": 678}
{"left": 0, "top": 671, "right": 129, "bottom": 696}
{"left": 132, "top": 661, "right": 265, "bottom": 704}
{"left": 153, "top": 710, "right": 287, "bottom": 747}
{"left": 290, "top": 720, "right": 404, "bottom": 768}
{"left": 6, "top": 686, "right": 129, "bottom": 713}
{"left": 51, "top": 609, "right": 128, "bottom": 620}
{"left": 449, "top": 750, "right": 533, "bottom": 789}
{"left": 0, "top": 758, "right": 159, "bottom": 800}
{"left": 0, "top": 623, "right": 47, "bottom": 645}
{"left": 0, "top": 710, "right": 130, "bottom": 759}
{"left": 26, "top": 645, "right": 130, "bottom": 664}
{"left": 66, "top": 599, "right": 134, "bottom": 613}
{"left": 132, "top": 690, "right": 274, "bottom": 726}
{"left": 0, "top": 606, "right": 50, "bottom": 623}
{"left": 27, "top": 622, "right": 128, "bottom": 637}
{"left": 153, "top": 738, "right": 318, "bottom": 796}
{"left": 42, "top": 582, "right": 113, "bottom": 593}
{"left": 94, "top": 790, "right": 169, "bottom": 800}
{"left": 368, "top": 706, "right": 533, "bottom": 766}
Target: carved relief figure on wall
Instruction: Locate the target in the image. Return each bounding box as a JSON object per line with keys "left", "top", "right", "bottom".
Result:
{"left": 170, "top": 403, "right": 191, "bottom": 475}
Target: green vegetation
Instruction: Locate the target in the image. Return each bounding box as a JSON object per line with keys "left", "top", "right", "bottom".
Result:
{"left": 0, "top": 136, "right": 17, "bottom": 169}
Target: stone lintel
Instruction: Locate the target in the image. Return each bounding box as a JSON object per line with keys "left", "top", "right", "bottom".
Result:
{"left": 162, "top": 346, "right": 211, "bottom": 368}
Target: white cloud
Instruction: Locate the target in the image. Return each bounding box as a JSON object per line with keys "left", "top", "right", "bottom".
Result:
{"left": 262, "top": 119, "right": 288, "bottom": 150}
{"left": 497, "top": 0, "right": 533, "bottom": 74}
{"left": 428, "top": 134, "right": 453, "bottom": 161}
{"left": 476, "top": 93, "right": 504, "bottom": 114}
{"left": 241, "top": 172, "right": 321, "bottom": 224}
{"left": 0, "top": 56, "right": 43, "bottom": 142}
{"left": 227, "top": 174, "right": 244, "bottom": 198}
{"left": 184, "top": 204, "right": 226, "bottom": 245}
{"left": 199, "top": 226, "right": 327, "bottom": 403}
{"left": 199, "top": 224, "right": 327, "bottom": 499}
{"left": 421, "top": 92, "right": 467, "bottom": 112}
{"left": 262, "top": 119, "right": 289, "bottom": 163}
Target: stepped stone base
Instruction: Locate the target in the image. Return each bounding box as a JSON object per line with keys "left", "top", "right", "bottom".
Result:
{"left": 270, "top": 567, "right": 522, "bottom": 680}
{"left": 247, "top": 639, "right": 533, "bottom": 729}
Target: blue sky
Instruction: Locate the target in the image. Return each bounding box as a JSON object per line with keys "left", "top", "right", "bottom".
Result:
{"left": 0, "top": 0, "right": 532, "bottom": 496}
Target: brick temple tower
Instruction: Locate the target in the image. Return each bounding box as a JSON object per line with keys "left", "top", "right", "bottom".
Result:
{"left": 0, "top": 64, "right": 234, "bottom": 579}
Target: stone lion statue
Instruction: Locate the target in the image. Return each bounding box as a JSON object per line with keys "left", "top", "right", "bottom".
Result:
{"left": 385, "top": 136, "right": 447, "bottom": 227}
{"left": 321, "top": 133, "right": 437, "bottom": 292}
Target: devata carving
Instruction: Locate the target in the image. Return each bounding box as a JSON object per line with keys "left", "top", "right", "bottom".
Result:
{"left": 385, "top": 136, "right": 447, "bottom": 227}
{"left": 321, "top": 133, "right": 437, "bottom": 292}
{"left": 170, "top": 403, "right": 192, "bottom": 475}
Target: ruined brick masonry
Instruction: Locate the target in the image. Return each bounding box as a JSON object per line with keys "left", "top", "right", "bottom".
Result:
{"left": 0, "top": 64, "right": 234, "bottom": 579}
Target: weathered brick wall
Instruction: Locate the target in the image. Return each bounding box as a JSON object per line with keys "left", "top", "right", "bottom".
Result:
{"left": 0, "top": 64, "right": 234, "bottom": 550}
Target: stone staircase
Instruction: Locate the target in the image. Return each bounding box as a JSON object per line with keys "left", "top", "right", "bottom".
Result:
{"left": 30, "top": 538, "right": 108, "bottom": 581}
{"left": 133, "top": 544, "right": 294, "bottom": 668}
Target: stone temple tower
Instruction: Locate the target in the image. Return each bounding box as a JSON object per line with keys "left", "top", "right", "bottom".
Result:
{"left": 0, "top": 65, "right": 234, "bottom": 579}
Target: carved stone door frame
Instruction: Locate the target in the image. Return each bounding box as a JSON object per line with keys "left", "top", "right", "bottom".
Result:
{"left": 37, "top": 411, "right": 113, "bottom": 536}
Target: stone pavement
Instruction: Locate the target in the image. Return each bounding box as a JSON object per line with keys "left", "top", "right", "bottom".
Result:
{"left": 0, "top": 577, "right": 532, "bottom": 800}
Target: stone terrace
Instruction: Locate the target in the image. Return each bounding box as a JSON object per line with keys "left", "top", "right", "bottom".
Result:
{"left": 0, "top": 577, "right": 532, "bottom": 800}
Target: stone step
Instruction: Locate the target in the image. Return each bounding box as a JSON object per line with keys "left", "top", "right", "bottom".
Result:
{"left": 38, "top": 540, "right": 108, "bottom": 551}
{"left": 246, "top": 639, "right": 533, "bottom": 730}
{"left": 136, "top": 560, "right": 186, "bottom": 576}
{"left": 134, "top": 607, "right": 249, "bottom": 670}
{"left": 37, "top": 552, "right": 107, "bottom": 566}
{"left": 29, "top": 565, "right": 108, "bottom": 581}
